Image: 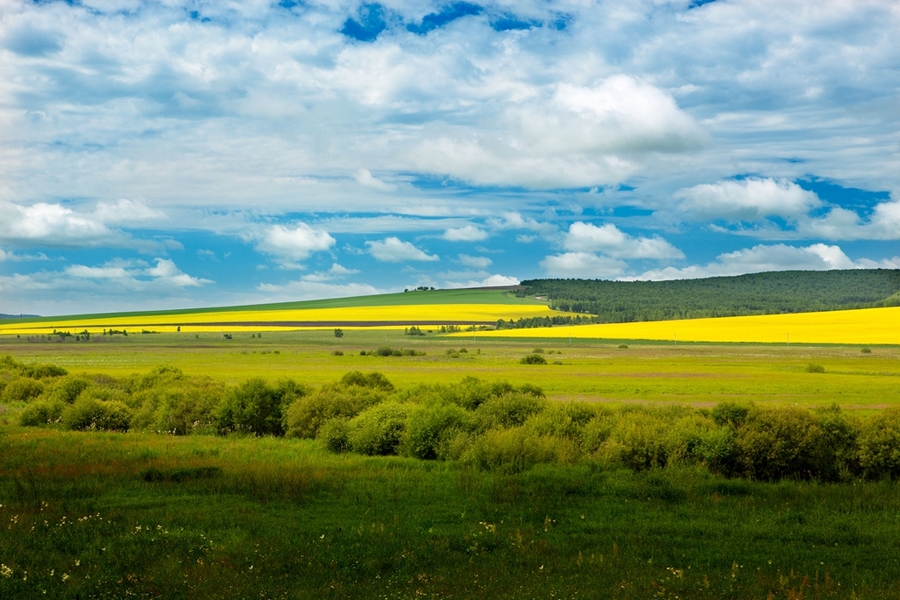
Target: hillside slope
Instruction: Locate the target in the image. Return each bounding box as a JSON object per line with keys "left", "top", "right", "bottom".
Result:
{"left": 520, "top": 269, "right": 900, "bottom": 323}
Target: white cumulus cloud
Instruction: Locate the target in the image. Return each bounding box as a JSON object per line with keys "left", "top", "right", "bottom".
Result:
{"left": 674, "top": 178, "right": 822, "bottom": 220}
{"left": 443, "top": 225, "right": 488, "bottom": 242}
{"left": 457, "top": 254, "right": 492, "bottom": 269}
{"left": 631, "top": 243, "right": 861, "bottom": 281}
{"left": 366, "top": 237, "right": 439, "bottom": 262}
{"left": 563, "top": 222, "right": 684, "bottom": 260}
{"left": 254, "top": 223, "right": 336, "bottom": 265}
{"left": 540, "top": 252, "right": 628, "bottom": 278}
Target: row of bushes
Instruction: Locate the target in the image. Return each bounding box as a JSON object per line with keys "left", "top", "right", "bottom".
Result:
{"left": 3, "top": 356, "right": 900, "bottom": 481}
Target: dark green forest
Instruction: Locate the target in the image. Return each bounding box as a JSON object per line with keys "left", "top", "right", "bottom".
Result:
{"left": 518, "top": 269, "right": 900, "bottom": 323}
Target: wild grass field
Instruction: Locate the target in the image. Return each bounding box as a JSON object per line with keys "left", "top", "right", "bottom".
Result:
{"left": 1, "top": 329, "right": 897, "bottom": 408}
{"left": 2, "top": 323, "right": 900, "bottom": 598}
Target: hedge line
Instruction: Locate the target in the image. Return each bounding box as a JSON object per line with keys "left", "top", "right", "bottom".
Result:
{"left": 3, "top": 356, "right": 900, "bottom": 481}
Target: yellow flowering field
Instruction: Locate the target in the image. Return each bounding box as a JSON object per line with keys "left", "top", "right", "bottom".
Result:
{"left": 463, "top": 306, "right": 900, "bottom": 345}
{"left": 0, "top": 303, "right": 564, "bottom": 335}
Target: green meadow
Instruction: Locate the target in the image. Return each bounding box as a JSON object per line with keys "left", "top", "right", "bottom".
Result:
{"left": 2, "top": 329, "right": 898, "bottom": 408}
{"left": 2, "top": 330, "right": 900, "bottom": 598}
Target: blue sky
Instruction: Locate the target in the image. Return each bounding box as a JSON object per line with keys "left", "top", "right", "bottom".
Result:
{"left": 1, "top": 0, "right": 899, "bottom": 315}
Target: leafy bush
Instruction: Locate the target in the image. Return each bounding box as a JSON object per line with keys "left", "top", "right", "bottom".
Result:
{"left": 520, "top": 354, "right": 547, "bottom": 365}
{"left": 1, "top": 377, "right": 45, "bottom": 402}
{"left": 475, "top": 393, "right": 547, "bottom": 431}
{"left": 861, "top": 347, "right": 872, "bottom": 354}
{"left": 284, "top": 383, "right": 386, "bottom": 439}
{"left": 734, "top": 407, "right": 828, "bottom": 480}
{"left": 599, "top": 410, "right": 669, "bottom": 470}
{"left": 524, "top": 402, "right": 597, "bottom": 440}
{"left": 143, "top": 384, "right": 225, "bottom": 435}
{"left": 815, "top": 404, "right": 861, "bottom": 480}
{"left": 61, "top": 397, "right": 132, "bottom": 431}
{"left": 467, "top": 426, "right": 558, "bottom": 473}
{"left": 662, "top": 414, "right": 719, "bottom": 466}
{"left": 318, "top": 418, "right": 351, "bottom": 453}
{"left": 858, "top": 408, "right": 900, "bottom": 479}
{"left": 22, "top": 363, "right": 68, "bottom": 379}
{"left": 19, "top": 398, "right": 66, "bottom": 426}
{"left": 46, "top": 377, "right": 92, "bottom": 404}
{"left": 339, "top": 371, "right": 394, "bottom": 391}
{"left": 711, "top": 402, "right": 751, "bottom": 428}
{"left": 348, "top": 402, "right": 409, "bottom": 455}
{"left": 402, "top": 403, "right": 471, "bottom": 460}
{"left": 806, "top": 363, "right": 825, "bottom": 373}
{"left": 217, "top": 378, "right": 305, "bottom": 436}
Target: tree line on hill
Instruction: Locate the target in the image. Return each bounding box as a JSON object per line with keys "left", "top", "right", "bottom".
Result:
{"left": 518, "top": 269, "right": 900, "bottom": 323}
{"left": 4, "top": 355, "right": 900, "bottom": 482}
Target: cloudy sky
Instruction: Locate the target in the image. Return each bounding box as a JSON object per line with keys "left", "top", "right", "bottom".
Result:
{"left": 1, "top": 0, "right": 899, "bottom": 315}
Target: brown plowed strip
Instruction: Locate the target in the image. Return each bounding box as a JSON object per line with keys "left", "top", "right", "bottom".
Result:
{"left": 29, "top": 320, "right": 496, "bottom": 330}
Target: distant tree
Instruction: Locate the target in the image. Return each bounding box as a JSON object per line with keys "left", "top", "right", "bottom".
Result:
{"left": 334, "top": 328, "right": 344, "bottom": 338}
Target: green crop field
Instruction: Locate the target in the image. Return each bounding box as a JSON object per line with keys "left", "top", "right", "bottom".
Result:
{"left": 3, "top": 326, "right": 900, "bottom": 598}
{"left": 2, "top": 330, "right": 898, "bottom": 408}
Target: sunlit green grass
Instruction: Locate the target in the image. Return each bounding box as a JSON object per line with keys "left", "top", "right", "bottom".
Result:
{"left": 1, "top": 425, "right": 899, "bottom": 598}
{"left": 3, "top": 330, "right": 898, "bottom": 409}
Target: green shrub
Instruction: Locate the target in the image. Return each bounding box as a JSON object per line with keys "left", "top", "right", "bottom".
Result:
{"left": 734, "top": 407, "right": 828, "bottom": 480}
{"left": 20, "top": 363, "right": 68, "bottom": 379}
{"left": 1, "top": 377, "right": 45, "bottom": 402}
{"left": 284, "top": 384, "right": 385, "bottom": 439}
{"left": 532, "top": 348, "right": 544, "bottom": 354}
{"left": 61, "top": 397, "right": 132, "bottom": 431}
{"left": 520, "top": 354, "right": 547, "bottom": 365}
{"left": 524, "top": 402, "right": 597, "bottom": 440}
{"left": 467, "top": 426, "right": 558, "bottom": 473}
{"left": 375, "top": 346, "right": 394, "bottom": 357}
{"left": 694, "top": 427, "right": 737, "bottom": 474}
{"left": 711, "top": 402, "right": 751, "bottom": 428}
{"left": 860, "top": 347, "right": 872, "bottom": 354}
{"left": 135, "top": 365, "right": 186, "bottom": 391}
{"left": 318, "top": 418, "right": 351, "bottom": 453}
{"left": 148, "top": 384, "right": 224, "bottom": 435}
{"left": 806, "top": 363, "right": 825, "bottom": 373}
{"left": 858, "top": 408, "right": 900, "bottom": 479}
{"left": 339, "top": 371, "right": 394, "bottom": 391}
{"left": 475, "top": 393, "right": 547, "bottom": 431}
{"left": 19, "top": 398, "right": 66, "bottom": 426}
{"left": 348, "top": 401, "right": 409, "bottom": 456}
{"left": 402, "top": 402, "right": 472, "bottom": 460}
{"left": 599, "top": 410, "right": 669, "bottom": 470}
{"left": 217, "top": 378, "right": 304, "bottom": 436}
{"left": 815, "top": 404, "right": 861, "bottom": 480}
{"left": 662, "top": 414, "right": 719, "bottom": 466}
{"left": 580, "top": 409, "right": 620, "bottom": 454}
{"left": 46, "top": 377, "right": 92, "bottom": 404}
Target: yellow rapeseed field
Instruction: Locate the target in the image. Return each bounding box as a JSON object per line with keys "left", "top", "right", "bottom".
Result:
{"left": 461, "top": 306, "right": 900, "bottom": 345}
{"left": 0, "top": 303, "right": 563, "bottom": 335}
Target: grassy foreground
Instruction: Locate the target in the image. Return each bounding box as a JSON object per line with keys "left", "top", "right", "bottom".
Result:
{"left": 2, "top": 425, "right": 900, "bottom": 599}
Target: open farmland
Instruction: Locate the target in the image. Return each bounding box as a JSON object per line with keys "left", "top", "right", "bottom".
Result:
{"left": 2, "top": 329, "right": 899, "bottom": 409}
{"left": 467, "top": 306, "right": 900, "bottom": 345}
{"left": 0, "top": 289, "right": 562, "bottom": 335}
{"left": 3, "top": 288, "right": 900, "bottom": 598}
